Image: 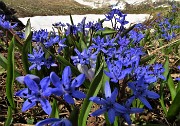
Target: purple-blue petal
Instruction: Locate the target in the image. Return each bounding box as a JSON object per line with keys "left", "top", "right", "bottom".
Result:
{"left": 64, "top": 94, "right": 74, "bottom": 104}
{"left": 24, "top": 76, "right": 39, "bottom": 92}
{"left": 50, "top": 72, "right": 62, "bottom": 88}
{"left": 108, "top": 108, "right": 115, "bottom": 124}
{"left": 40, "top": 76, "right": 50, "bottom": 91}
{"left": 139, "top": 96, "right": 152, "bottom": 109}
{"left": 89, "top": 97, "right": 106, "bottom": 105}
{"left": 146, "top": 90, "right": 160, "bottom": 99}
{"left": 72, "top": 90, "right": 86, "bottom": 99}
{"left": 62, "top": 66, "right": 71, "bottom": 85}
{"left": 111, "top": 88, "right": 118, "bottom": 102}
{"left": 22, "top": 98, "right": 36, "bottom": 112}
{"left": 40, "top": 98, "right": 52, "bottom": 115}
{"left": 91, "top": 107, "right": 107, "bottom": 116}
{"left": 71, "top": 74, "right": 85, "bottom": 88}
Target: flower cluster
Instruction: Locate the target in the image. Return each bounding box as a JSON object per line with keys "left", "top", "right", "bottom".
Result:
{"left": 12, "top": 8, "right": 173, "bottom": 125}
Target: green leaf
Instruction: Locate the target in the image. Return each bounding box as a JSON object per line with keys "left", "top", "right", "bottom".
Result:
{"left": 22, "top": 31, "right": 33, "bottom": 74}
{"left": 163, "top": 57, "right": 169, "bottom": 81}
{"left": 140, "top": 55, "right": 156, "bottom": 65}
{"left": 50, "top": 99, "right": 59, "bottom": 118}
{"left": 167, "top": 73, "right": 176, "bottom": 101}
{"left": 69, "top": 106, "right": 79, "bottom": 126}
{"left": 167, "top": 90, "right": 180, "bottom": 121}
{"left": 0, "top": 54, "right": 21, "bottom": 77}
{"left": 6, "top": 37, "right": 15, "bottom": 109}
{"left": 80, "top": 38, "right": 87, "bottom": 50}
{"left": 4, "top": 106, "right": 13, "bottom": 126}
{"left": 78, "top": 63, "right": 104, "bottom": 126}
{"left": 0, "top": 66, "right": 5, "bottom": 75}
{"left": 95, "top": 28, "right": 116, "bottom": 36}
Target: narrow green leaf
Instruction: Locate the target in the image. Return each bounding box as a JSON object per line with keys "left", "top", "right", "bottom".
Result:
{"left": 163, "top": 57, "right": 169, "bottom": 81}
{"left": 6, "top": 37, "right": 15, "bottom": 109}
{"left": 167, "top": 90, "right": 180, "bottom": 121}
{"left": 149, "top": 57, "right": 156, "bottom": 65}
{"left": 167, "top": 73, "right": 176, "bottom": 101}
{"left": 50, "top": 99, "right": 59, "bottom": 118}
{"left": 4, "top": 106, "right": 13, "bottom": 126}
{"left": 140, "top": 55, "right": 156, "bottom": 65}
{"left": 80, "top": 38, "right": 87, "bottom": 50}
{"left": 78, "top": 63, "right": 104, "bottom": 126}
{"left": 69, "top": 106, "right": 79, "bottom": 126}
{"left": 95, "top": 28, "right": 116, "bottom": 36}
{"left": 22, "top": 31, "right": 33, "bottom": 74}
{"left": 0, "top": 54, "right": 21, "bottom": 77}
{"left": 0, "top": 53, "right": 7, "bottom": 68}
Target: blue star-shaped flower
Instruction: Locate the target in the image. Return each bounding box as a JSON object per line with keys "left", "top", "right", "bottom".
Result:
{"left": 50, "top": 66, "right": 86, "bottom": 104}
{"left": 128, "top": 76, "right": 160, "bottom": 109}
{"left": 15, "top": 75, "right": 52, "bottom": 115}
{"left": 89, "top": 81, "right": 126, "bottom": 124}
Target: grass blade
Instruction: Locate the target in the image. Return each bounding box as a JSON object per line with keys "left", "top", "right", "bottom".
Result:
{"left": 0, "top": 54, "right": 21, "bottom": 77}
{"left": 167, "top": 90, "right": 180, "bottom": 121}
{"left": 167, "top": 73, "right": 176, "bottom": 101}
{"left": 22, "top": 31, "right": 33, "bottom": 74}
{"left": 6, "top": 37, "right": 15, "bottom": 109}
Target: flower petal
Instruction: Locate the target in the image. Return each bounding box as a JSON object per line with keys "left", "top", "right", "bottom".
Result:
{"left": 16, "top": 74, "right": 40, "bottom": 84}
{"left": 22, "top": 98, "right": 36, "bottom": 112}
{"left": 15, "top": 88, "right": 30, "bottom": 98}
{"left": 50, "top": 72, "right": 62, "bottom": 88}
{"left": 91, "top": 107, "right": 106, "bottom": 116}
{"left": 64, "top": 94, "right": 74, "bottom": 104}
{"left": 36, "top": 118, "right": 61, "bottom": 126}
{"left": 89, "top": 97, "right": 106, "bottom": 105}
{"left": 111, "top": 88, "right": 118, "bottom": 102}
{"left": 123, "top": 114, "right": 132, "bottom": 125}
{"left": 108, "top": 108, "right": 115, "bottom": 124}
{"left": 62, "top": 66, "right": 71, "bottom": 85}
{"left": 146, "top": 90, "right": 160, "bottom": 99}
{"left": 71, "top": 74, "right": 85, "bottom": 88}
{"left": 130, "top": 108, "right": 144, "bottom": 114}
{"left": 72, "top": 90, "right": 86, "bottom": 99}
{"left": 139, "top": 96, "right": 152, "bottom": 109}
{"left": 40, "top": 98, "right": 52, "bottom": 115}
{"left": 105, "top": 81, "right": 111, "bottom": 98}
{"left": 24, "top": 76, "right": 39, "bottom": 92}
{"left": 40, "top": 76, "right": 50, "bottom": 91}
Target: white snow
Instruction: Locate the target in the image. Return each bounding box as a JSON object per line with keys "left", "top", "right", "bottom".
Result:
{"left": 19, "top": 14, "right": 151, "bottom": 32}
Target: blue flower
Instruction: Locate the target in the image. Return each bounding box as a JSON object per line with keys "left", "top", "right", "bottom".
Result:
{"left": 28, "top": 47, "right": 45, "bottom": 71}
{"left": 89, "top": 81, "right": 126, "bottom": 124}
{"left": 104, "top": 60, "right": 132, "bottom": 83}
{"left": 0, "top": 15, "right": 17, "bottom": 29}
{"left": 50, "top": 66, "right": 86, "bottom": 104}
{"left": 32, "top": 29, "right": 49, "bottom": 43}
{"left": 115, "top": 97, "right": 144, "bottom": 125}
{"left": 36, "top": 118, "right": 72, "bottom": 126}
{"left": 44, "top": 56, "right": 57, "bottom": 69}
{"left": 128, "top": 76, "right": 160, "bottom": 109}
{"left": 15, "top": 75, "right": 52, "bottom": 115}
